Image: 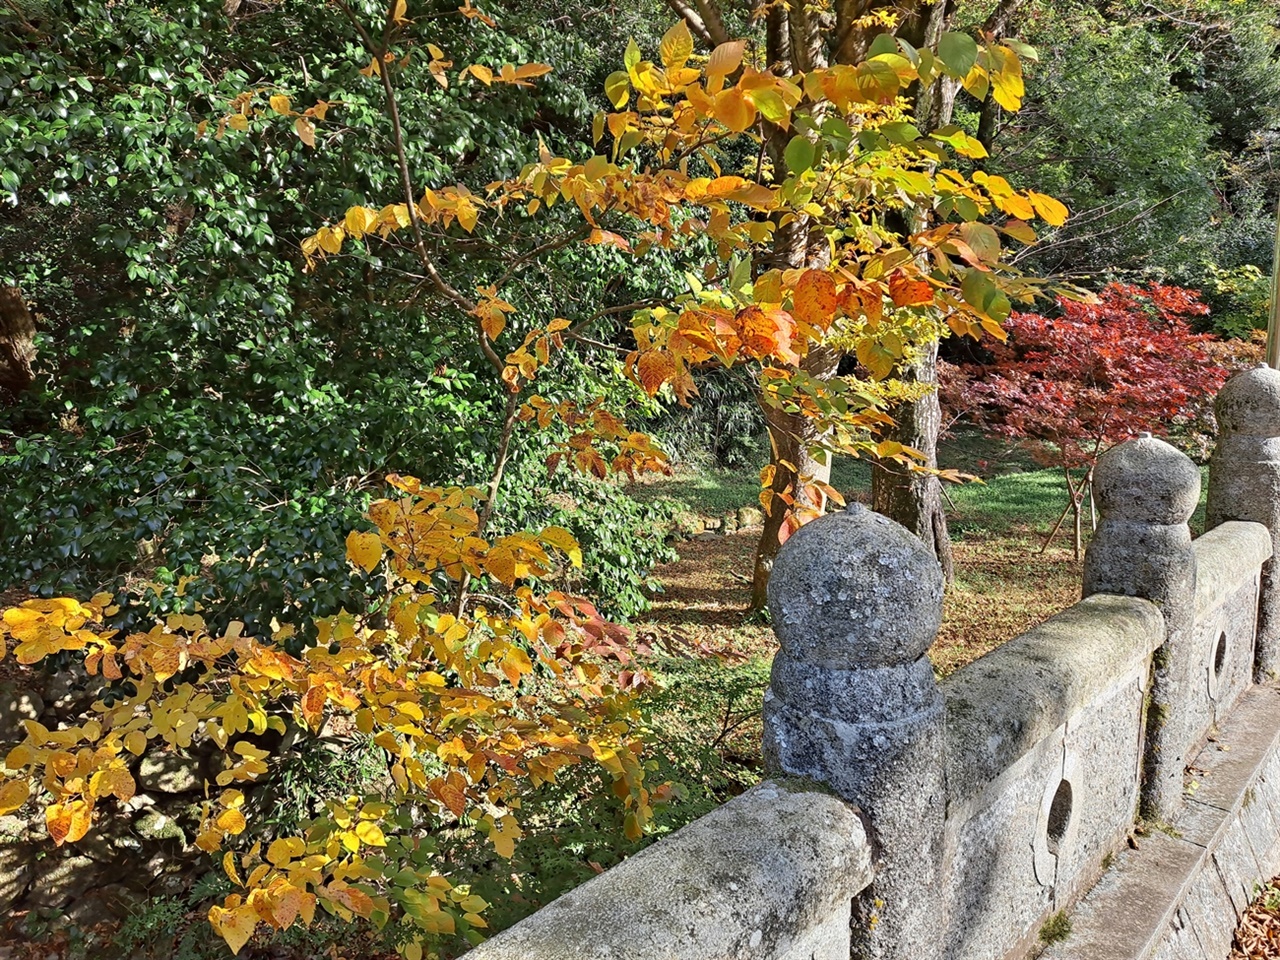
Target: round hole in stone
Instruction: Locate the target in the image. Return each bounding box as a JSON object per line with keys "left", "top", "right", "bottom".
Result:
{"left": 1046, "top": 779, "right": 1073, "bottom": 856}
{"left": 1213, "top": 631, "right": 1228, "bottom": 683}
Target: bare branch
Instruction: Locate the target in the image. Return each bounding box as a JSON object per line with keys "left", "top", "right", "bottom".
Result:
{"left": 334, "top": 2, "right": 499, "bottom": 370}
{"left": 981, "top": 0, "right": 1028, "bottom": 38}
{"left": 693, "top": 0, "right": 731, "bottom": 46}
{"left": 665, "top": 0, "right": 716, "bottom": 46}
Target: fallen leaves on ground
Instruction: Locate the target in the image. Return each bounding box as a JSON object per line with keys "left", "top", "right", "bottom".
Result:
{"left": 1232, "top": 879, "right": 1280, "bottom": 958}
{"left": 636, "top": 522, "right": 1083, "bottom": 680}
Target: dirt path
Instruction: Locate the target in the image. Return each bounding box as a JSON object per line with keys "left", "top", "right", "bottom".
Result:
{"left": 636, "top": 524, "right": 1084, "bottom": 677}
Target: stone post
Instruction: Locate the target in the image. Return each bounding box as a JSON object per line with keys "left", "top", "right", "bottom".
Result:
{"left": 1207, "top": 364, "right": 1280, "bottom": 681}
{"left": 1082, "top": 434, "right": 1199, "bottom": 822}
{"left": 763, "top": 502, "right": 946, "bottom": 960}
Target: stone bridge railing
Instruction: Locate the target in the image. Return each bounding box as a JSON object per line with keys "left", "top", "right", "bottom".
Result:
{"left": 464, "top": 365, "right": 1280, "bottom": 960}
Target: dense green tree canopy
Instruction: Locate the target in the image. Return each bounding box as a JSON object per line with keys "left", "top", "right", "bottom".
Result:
{"left": 0, "top": 0, "right": 683, "bottom": 630}
{"left": 985, "top": 0, "right": 1279, "bottom": 283}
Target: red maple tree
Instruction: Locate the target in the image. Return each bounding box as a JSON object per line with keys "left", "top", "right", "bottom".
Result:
{"left": 940, "top": 283, "right": 1231, "bottom": 556}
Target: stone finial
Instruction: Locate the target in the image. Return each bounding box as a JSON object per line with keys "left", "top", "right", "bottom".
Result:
{"left": 764, "top": 503, "right": 946, "bottom": 960}
{"left": 1208, "top": 365, "right": 1280, "bottom": 681}
{"left": 1213, "top": 363, "right": 1280, "bottom": 436}
{"left": 767, "top": 502, "right": 944, "bottom": 669}
{"left": 1090, "top": 433, "right": 1201, "bottom": 526}
{"left": 1084, "top": 435, "right": 1198, "bottom": 821}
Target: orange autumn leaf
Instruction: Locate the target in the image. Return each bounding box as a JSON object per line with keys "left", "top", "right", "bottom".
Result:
{"left": 47, "top": 798, "right": 93, "bottom": 845}
{"left": 792, "top": 270, "right": 840, "bottom": 330}
{"left": 634, "top": 351, "right": 676, "bottom": 395}
{"left": 888, "top": 272, "right": 934, "bottom": 307}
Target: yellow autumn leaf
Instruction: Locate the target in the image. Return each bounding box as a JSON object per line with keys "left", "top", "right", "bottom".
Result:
{"left": 455, "top": 198, "right": 479, "bottom": 233}
{"left": 713, "top": 86, "right": 756, "bottom": 133}
{"left": 513, "top": 63, "right": 553, "bottom": 80}
{"left": 267, "top": 836, "right": 305, "bottom": 866}
{"left": 316, "top": 225, "right": 344, "bottom": 255}
{"left": 104, "top": 767, "right": 136, "bottom": 802}
{"left": 268, "top": 94, "right": 292, "bottom": 116}
{"left": 294, "top": 116, "right": 316, "bottom": 148}
{"left": 345, "top": 530, "right": 382, "bottom": 573}
{"left": 705, "top": 40, "right": 746, "bottom": 93}
{"left": 658, "top": 20, "right": 693, "bottom": 71}
{"left": 46, "top": 798, "right": 92, "bottom": 845}
{"left": 354, "top": 820, "right": 386, "bottom": 846}
{"left": 216, "top": 808, "right": 247, "bottom": 835}
{"left": 539, "top": 525, "right": 582, "bottom": 567}
{"left": 273, "top": 884, "right": 314, "bottom": 929}
{"left": 1027, "top": 191, "right": 1069, "bottom": 227}
{"left": 344, "top": 206, "right": 378, "bottom": 239}
{"left": 488, "top": 814, "right": 522, "bottom": 858}
{"left": 0, "top": 779, "right": 29, "bottom": 815}
{"left": 5, "top": 743, "right": 32, "bottom": 770}
{"left": 604, "top": 71, "right": 629, "bottom": 109}
{"left": 210, "top": 902, "right": 259, "bottom": 955}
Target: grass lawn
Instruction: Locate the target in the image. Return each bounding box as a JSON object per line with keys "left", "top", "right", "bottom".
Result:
{"left": 630, "top": 433, "right": 1211, "bottom": 816}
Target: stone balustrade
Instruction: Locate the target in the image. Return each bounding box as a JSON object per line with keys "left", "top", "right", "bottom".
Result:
{"left": 462, "top": 366, "right": 1280, "bottom": 960}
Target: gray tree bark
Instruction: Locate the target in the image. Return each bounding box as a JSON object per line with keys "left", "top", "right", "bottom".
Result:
{"left": 0, "top": 285, "right": 36, "bottom": 401}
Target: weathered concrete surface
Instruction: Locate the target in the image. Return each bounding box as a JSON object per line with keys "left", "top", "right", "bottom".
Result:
{"left": 941, "top": 594, "right": 1161, "bottom": 960}
{"left": 764, "top": 503, "right": 946, "bottom": 960}
{"left": 943, "top": 594, "right": 1164, "bottom": 804}
{"left": 460, "top": 780, "right": 874, "bottom": 960}
{"left": 1083, "top": 435, "right": 1199, "bottom": 820}
{"left": 1207, "top": 364, "right": 1280, "bottom": 680}
{"left": 1195, "top": 524, "right": 1271, "bottom": 724}
{"left": 1193, "top": 521, "right": 1272, "bottom": 620}
{"left": 1042, "top": 683, "right": 1280, "bottom": 960}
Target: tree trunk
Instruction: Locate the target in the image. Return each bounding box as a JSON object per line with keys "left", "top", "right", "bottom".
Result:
{"left": 0, "top": 285, "right": 36, "bottom": 401}
{"left": 752, "top": 345, "right": 841, "bottom": 610}
{"left": 749, "top": 4, "right": 834, "bottom": 611}
{"left": 871, "top": 340, "right": 955, "bottom": 581}
{"left": 863, "top": 0, "right": 961, "bottom": 578}
{"left": 868, "top": 0, "right": 1027, "bottom": 575}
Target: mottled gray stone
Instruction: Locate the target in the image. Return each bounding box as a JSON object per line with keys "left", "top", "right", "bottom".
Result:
{"left": 943, "top": 732, "right": 1058, "bottom": 960}
{"left": 1193, "top": 521, "right": 1272, "bottom": 619}
{"left": 1150, "top": 908, "right": 1209, "bottom": 960}
{"left": 460, "top": 781, "right": 873, "bottom": 960}
{"left": 737, "top": 505, "right": 764, "bottom": 529}
{"left": 766, "top": 502, "right": 943, "bottom": 668}
{"left": 137, "top": 752, "right": 203, "bottom": 794}
{"left": 943, "top": 594, "right": 1163, "bottom": 804}
{"left": 1045, "top": 682, "right": 1280, "bottom": 960}
{"left": 0, "top": 839, "right": 33, "bottom": 913}
{"left": 134, "top": 809, "right": 186, "bottom": 841}
{"left": 764, "top": 503, "right": 945, "bottom": 960}
{"left": 1181, "top": 866, "right": 1236, "bottom": 959}
{"left": 1207, "top": 364, "right": 1280, "bottom": 680}
{"left": 40, "top": 666, "right": 104, "bottom": 715}
{"left": 943, "top": 597, "right": 1155, "bottom": 960}
{"left": 65, "top": 882, "right": 138, "bottom": 930}
{"left": 0, "top": 681, "right": 43, "bottom": 745}
{"left": 1090, "top": 434, "right": 1203, "bottom": 524}
{"left": 1057, "top": 672, "right": 1148, "bottom": 900}
{"left": 1084, "top": 435, "right": 1199, "bottom": 821}
{"left": 26, "top": 853, "right": 97, "bottom": 908}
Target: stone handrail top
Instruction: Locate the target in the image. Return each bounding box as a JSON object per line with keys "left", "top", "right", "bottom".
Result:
{"left": 460, "top": 779, "right": 874, "bottom": 960}
{"left": 1192, "top": 520, "right": 1273, "bottom": 619}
